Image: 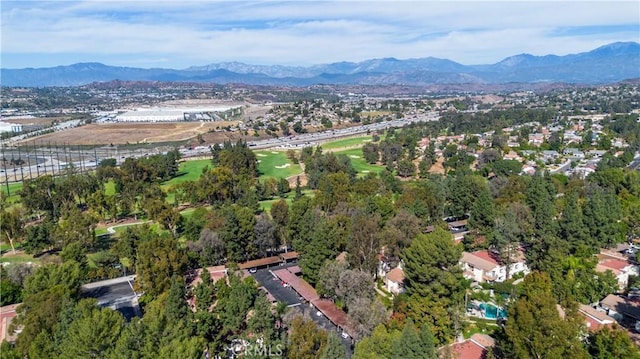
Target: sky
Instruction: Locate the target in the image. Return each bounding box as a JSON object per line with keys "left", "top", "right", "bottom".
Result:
{"left": 1, "top": 0, "right": 639, "bottom": 69}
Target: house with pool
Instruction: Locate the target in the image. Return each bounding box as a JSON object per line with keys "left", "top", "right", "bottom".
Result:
{"left": 460, "top": 249, "right": 530, "bottom": 283}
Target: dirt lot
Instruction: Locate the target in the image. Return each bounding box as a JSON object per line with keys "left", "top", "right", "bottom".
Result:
{"left": 4, "top": 117, "right": 63, "bottom": 126}
{"left": 20, "top": 121, "right": 240, "bottom": 145}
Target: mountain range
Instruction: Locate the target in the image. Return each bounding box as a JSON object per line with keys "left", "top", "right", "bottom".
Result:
{"left": 1, "top": 42, "right": 639, "bottom": 87}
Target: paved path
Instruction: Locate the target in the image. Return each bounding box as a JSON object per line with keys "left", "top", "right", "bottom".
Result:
{"left": 106, "top": 221, "right": 151, "bottom": 234}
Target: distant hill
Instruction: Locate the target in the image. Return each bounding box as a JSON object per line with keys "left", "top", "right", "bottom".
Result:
{"left": 2, "top": 42, "right": 638, "bottom": 87}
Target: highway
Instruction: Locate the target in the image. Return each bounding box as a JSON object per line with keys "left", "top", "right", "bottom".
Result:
{"left": 1, "top": 112, "right": 440, "bottom": 183}
{"left": 180, "top": 111, "right": 440, "bottom": 157}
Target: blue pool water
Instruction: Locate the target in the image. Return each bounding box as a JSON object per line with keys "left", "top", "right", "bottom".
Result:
{"left": 479, "top": 303, "right": 507, "bottom": 319}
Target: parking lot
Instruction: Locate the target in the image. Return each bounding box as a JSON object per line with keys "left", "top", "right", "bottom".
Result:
{"left": 250, "top": 264, "right": 354, "bottom": 356}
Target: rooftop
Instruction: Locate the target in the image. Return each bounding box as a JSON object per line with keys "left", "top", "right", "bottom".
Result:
{"left": 238, "top": 256, "right": 282, "bottom": 269}
{"left": 386, "top": 267, "right": 405, "bottom": 284}
{"left": 461, "top": 251, "right": 500, "bottom": 272}
{"left": 601, "top": 294, "right": 640, "bottom": 320}
{"left": 272, "top": 268, "right": 319, "bottom": 302}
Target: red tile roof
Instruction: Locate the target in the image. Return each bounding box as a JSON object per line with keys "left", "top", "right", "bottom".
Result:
{"left": 579, "top": 305, "right": 615, "bottom": 331}
{"left": 448, "top": 340, "right": 486, "bottom": 359}
{"left": 0, "top": 304, "right": 19, "bottom": 343}
{"left": 239, "top": 256, "right": 282, "bottom": 269}
{"left": 279, "top": 251, "right": 299, "bottom": 261}
{"left": 272, "top": 269, "right": 319, "bottom": 302}
{"left": 190, "top": 265, "right": 227, "bottom": 286}
{"left": 597, "top": 258, "right": 631, "bottom": 272}
{"left": 386, "top": 267, "right": 404, "bottom": 284}
{"left": 461, "top": 252, "right": 499, "bottom": 272}
{"left": 311, "top": 298, "right": 353, "bottom": 337}
{"left": 445, "top": 334, "right": 494, "bottom": 359}
{"left": 472, "top": 250, "right": 501, "bottom": 266}
{"left": 287, "top": 265, "right": 302, "bottom": 275}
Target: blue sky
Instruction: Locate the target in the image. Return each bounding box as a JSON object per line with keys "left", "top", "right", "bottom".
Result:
{"left": 1, "top": 0, "right": 639, "bottom": 69}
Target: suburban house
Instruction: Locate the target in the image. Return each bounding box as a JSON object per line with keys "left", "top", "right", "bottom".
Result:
{"left": 595, "top": 251, "right": 639, "bottom": 290}
{"left": 385, "top": 267, "right": 405, "bottom": 295}
{"left": 460, "top": 249, "right": 529, "bottom": 283}
{"left": 0, "top": 304, "right": 19, "bottom": 343}
{"left": 579, "top": 304, "right": 616, "bottom": 331}
{"left": 442, "top": 333, "right": 495, "bottom": 359}
{"left": 599, "top": 294, "right": 640, "bottom": 327}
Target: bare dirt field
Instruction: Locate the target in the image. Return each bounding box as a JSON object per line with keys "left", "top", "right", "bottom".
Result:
{"left": 3, "top": 117, "right": 64, "bottom": 126}
{"left": 19, "top": 121, "right": 240, "bottom": 145}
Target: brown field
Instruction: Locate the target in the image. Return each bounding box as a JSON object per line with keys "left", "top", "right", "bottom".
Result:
{"left": 19, "top": 121, "right": 240, "bottom": 145}
{"left": 4, "top": 117, "right": 63, "bottom": 126}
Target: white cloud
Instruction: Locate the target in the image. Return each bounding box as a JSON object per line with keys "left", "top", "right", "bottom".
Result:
{"left": 1, "top": 0, "right": 638, "bottom": 68}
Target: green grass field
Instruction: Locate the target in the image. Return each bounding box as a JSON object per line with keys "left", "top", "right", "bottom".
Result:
{"left": 0, "top": 181, "right": 23, "bottom": 196}
{"left": 0, "top": 252, "right": 40, "bottom": 265}
{"left": 163, "top": 160, "right": 212, "bottom": 188}
{"left": 1, "top": 182, "right": 23, "bottom": 204}
{"left": 334, "top": 148, "right": 385, "bottom": 176}
{"left": 256, "top": 151, "right": 303, "bottom": 180}
{"left": 259, "top": 190, "right": 314, "bottom": 212}
{"left": 320, "top": 135, "right": 375, "bottom": 150}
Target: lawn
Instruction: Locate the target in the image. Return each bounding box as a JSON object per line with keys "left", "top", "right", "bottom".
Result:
{"left": 333, "top": 148, "right": 385, "bottom": 176}
{"left": 1, "top": 182, "right": 23, "bottom": 204}
{"left": 320, "top": 135, "right": 375, "bottom": 150}
{"left": 163, "top": 159, "right": 213, "bottom": 188}
{"left": 256, "top": 151, "right": 303, "bottom": 180}
{"left": 463, "top": 321, "right": 499, "bottom": 339}
{"left": 0, "top": 252, "right": 40, "bottom": 265}
{"left": 0, "top": 181, "right": 23, "bottom": 196}
{"left": 259, "top": 190, "right": 314, "bottom": 212}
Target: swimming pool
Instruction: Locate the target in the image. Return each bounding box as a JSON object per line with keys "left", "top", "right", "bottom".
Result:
{"left": 479, "top": 303, "right": 507, "bottom": 319}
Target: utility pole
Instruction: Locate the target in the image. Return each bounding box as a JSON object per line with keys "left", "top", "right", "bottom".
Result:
{"left": 1, "top": 143, "right": 9, "bottom": 196}
{"left": 17, "top": 145, "right": 24, "bottom": 182}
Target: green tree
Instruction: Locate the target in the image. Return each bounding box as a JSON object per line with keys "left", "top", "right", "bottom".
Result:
{"left": 396, "top": 158, "right": 416, "bottom": 178}
{"left": 271, "top": 199, "right": 289, "bottom": 249}
{"left": 499, "top": 272, "right": 588, "bottom": 359}
{"left": 166, "top": 274, "right": 189, "bottom": 322}
{"left": 391, "top": 319, "right": 436, "bottom": 359}
{"left": 353, "top": 324, "right": 400, "bottom": 359}
{"left": 347, "top": 212, "right": 381, "bottom": 274}
{"left": 402, "top": 227, "right": 464, "bottom": 344}
{"left": 587, "top": 326, "right": 640, "bottom": 359}
{"left": 402, "top": 227, "right": 463, "bottom": 304}
{"left": 559, "top": 191, "right": 589, "bottom": 254}
{"left": 468, "top": 186, "right": 494, "bottom": 233}
{"left": 135, "top": 235, "right": 187, "bottom": 297}
{"left": 195, "top": 269, "right": 214, "bottom": 311}
{"left": 59, "top": 305, "right": 125, "bottom": 359}
{"left": 362, "top": 143, "right": 379, "bottom": 164}
{"left": 0, "top": 207, "right": 24, "bottom": 253}
{"left": 287, "top": 315, "right": 328, "bottom": 359}
{"left": 24, "top": 261, "right": 83, "bottom": 297}
{"left": 13, "top": 286, "right": 69, "bottom": 356}
{"left": 583, "top": 188, "right": 624, "bottom": 249}
{"left": 320, "top": 332, "right": 347, "bottom": 359}
{"left": 220, "top": 205, "right": 256, "bottom": 262}
{"left": 315, "top": 172, "right": 352, "bottom": 212}
{"left": 248, "top": 292, "right": 276, "bottom": 337}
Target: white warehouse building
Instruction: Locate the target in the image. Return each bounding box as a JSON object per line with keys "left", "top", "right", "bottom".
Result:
{"left": 116, "top": 106, "right": 242, "bottom": 122}
{"left": 0, "top": 121, "right": 23, "bottom": 133}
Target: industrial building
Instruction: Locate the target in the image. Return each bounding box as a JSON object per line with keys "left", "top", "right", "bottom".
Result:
{"left": 115, "top": 105, "right": 242, "bottom": 122}
{"left": 0, "top": 120, "right": 23, "bottom": 133}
